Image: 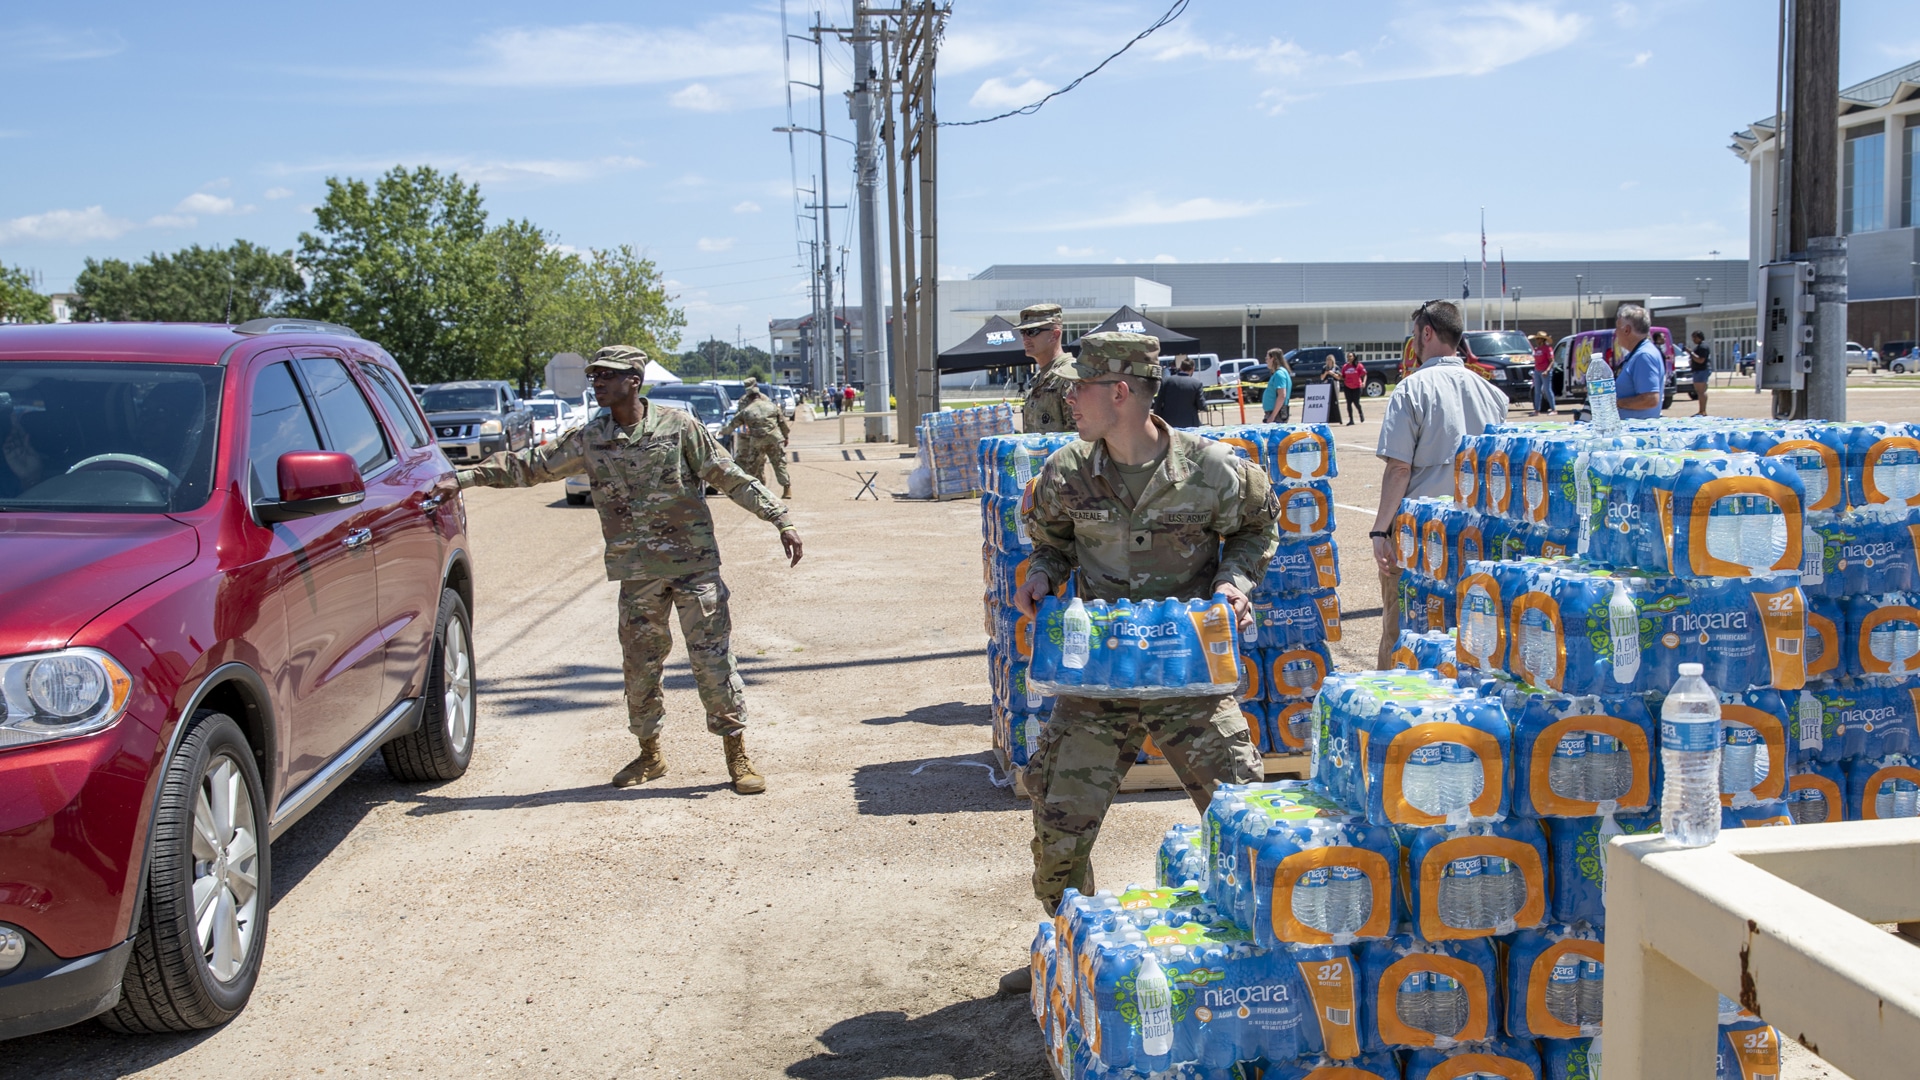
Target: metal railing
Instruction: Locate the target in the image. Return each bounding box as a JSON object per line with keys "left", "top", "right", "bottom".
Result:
{"left": 1605, "top": 819, "right": 1920, "bottom": 1079}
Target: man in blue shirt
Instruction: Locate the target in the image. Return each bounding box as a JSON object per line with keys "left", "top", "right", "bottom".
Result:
{"left": 1261, "top": 348, "right": 1293, "bottom": 423}
{"left": 1612, "top": 303, "right": 1665, "bottom": 419}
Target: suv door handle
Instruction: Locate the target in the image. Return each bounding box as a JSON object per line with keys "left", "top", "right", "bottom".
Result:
{"left": 420, "top": 493, "right": 444, "bottom": 512}
{"left": 343, "top": 528, "right": 372, "bottom": 550}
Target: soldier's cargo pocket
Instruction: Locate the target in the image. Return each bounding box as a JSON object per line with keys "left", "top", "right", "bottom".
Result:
{"left": 694, "top": 581, "right": 721, "bottom": 618}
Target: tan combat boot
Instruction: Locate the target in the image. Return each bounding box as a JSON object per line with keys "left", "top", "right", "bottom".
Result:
{"left": 612, "top": 737, "right": 667, "bottom": 788}
{"left": 722, "top": 734, "right": 766, "bottom": 795}
{"left": 781, "top": 486, "right": 792, "bottom": 499}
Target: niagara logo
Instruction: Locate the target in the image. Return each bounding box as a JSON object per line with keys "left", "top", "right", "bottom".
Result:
{"left": 1604, "top": 501, "right": 1640, "bottom": 532}
{"left": 1669, "top": 609, "right": 1748, "bottom": 633}
{"left": 1203, "top": 983, "right": 1292, "bottom": 1008}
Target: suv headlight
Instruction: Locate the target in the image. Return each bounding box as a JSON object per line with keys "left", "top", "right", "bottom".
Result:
{"left": 0, "top": 648, "right": 132, "bottom": 749}
{"left": 478, "top": 420, "right": 504, "bottom": 436}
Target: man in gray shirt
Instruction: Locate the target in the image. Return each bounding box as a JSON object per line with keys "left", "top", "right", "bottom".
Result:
{"left": 1368, "top": 300, "right": 1510, "bottom": 668}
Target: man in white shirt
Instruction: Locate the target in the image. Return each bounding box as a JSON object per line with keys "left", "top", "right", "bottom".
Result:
{"left": 1368, "top": 300, "right": 1510, "bottom": 668}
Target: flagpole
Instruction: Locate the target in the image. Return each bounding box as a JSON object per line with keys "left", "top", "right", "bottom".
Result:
{"left": 1479, "top": 207, "right": 1487, "bottom": 331}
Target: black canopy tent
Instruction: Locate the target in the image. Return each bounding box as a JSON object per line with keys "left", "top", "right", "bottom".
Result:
{"left": 1083, "top": 305, "right": 1199, "bottom": 351}
{"left": 936, "top": 315, "right": 1031, "bottom": 373}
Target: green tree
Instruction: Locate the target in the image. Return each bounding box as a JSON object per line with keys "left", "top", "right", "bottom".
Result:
{"left": 294, "top": 166, "right": 497, "bottom": 384}
{"left": 548, "top": 245, "right": 684, "bottom": 367}
{"left": 0, "top": 265, "right": 53, "bottom": 324}
{"left": 69, "top": 241, "right": 302, "bottom": 323}
{"left": 677, "top": 340, "right": 772, "bottom": 380}
{"left": 484, "top": 219, "right": 572, "bottom": 395}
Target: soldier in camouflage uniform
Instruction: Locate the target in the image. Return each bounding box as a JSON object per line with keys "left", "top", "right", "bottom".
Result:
{"left": 719, "top": 376, "right": 792, "bottom": 497}
{"left": 999, "top": 331, "right": 1279, "bottom": 993}
{"left": 456, "top": 346, "right": 804, "bottom": 795}
{"left": 1018, "top": 303, "right": 1076, "bottom": 433}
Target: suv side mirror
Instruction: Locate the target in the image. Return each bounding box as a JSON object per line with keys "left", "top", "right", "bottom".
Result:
{"left": 256, "top": 451, "right": 366, "bottom": 523}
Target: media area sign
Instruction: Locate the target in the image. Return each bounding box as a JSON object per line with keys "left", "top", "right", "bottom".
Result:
{"left": 1301, "top": 382, "right": 1336, "bottom": 424}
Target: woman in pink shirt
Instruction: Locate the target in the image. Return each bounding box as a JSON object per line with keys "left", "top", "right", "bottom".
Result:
{"left": 1339, "top": 355, "right": 1366, "bottom": 425}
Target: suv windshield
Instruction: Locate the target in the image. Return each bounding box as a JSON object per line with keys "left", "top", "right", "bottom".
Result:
{"left": 647, "top": 388, "right": 723, "bottom": 423}
{"left": 527, "top": 401, "right": 563, "bottom": 419}
{"left": 1463, "top": 331, "right": 1532, "bottom": 358}
{"left": 0, "top": 361, "right": 223, "bottom": 513}
{"left": 420, "top": 387, "right": 501, "bottom": 413}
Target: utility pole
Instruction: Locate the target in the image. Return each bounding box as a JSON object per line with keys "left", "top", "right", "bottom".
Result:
{"left": 853, "top": 4, "right": 891, "bottom": 441}
{"left": 879, "top": 3, "right": 946, "bottom": 446}
{"left": 814, "top": 20, "right": 836, "bottom": 399}
{"left": 1787, "top": 0, "right": 1845, "bottom": 421}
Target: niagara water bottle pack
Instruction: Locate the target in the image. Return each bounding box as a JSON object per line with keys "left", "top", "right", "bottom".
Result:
{"left": 1309, "top": 671, "right": 1513, "bottom": 829}
{"left": 977, "top": 432, "right": 1076, "bottom": 774}
{"left": 1028, "top": 594, "right": 1244, "bottom": 698}
{"left": 1391, "top": 628, "right": 1459, "bottom": 680}
{"left": 1197, "top": 423, "right": 1338, "bottom": 486}
{"left": 918, "top": 403, "right": 1014, "bottom": 498}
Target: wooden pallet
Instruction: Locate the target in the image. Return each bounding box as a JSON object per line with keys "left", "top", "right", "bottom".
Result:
{"left": 996, "top": 746, "right": 1310, "bottom": 798}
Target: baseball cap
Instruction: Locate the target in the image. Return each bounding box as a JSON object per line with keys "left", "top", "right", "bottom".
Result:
{"left": 1061, "top": 331, "right": 1162, "bottom": 381}
{"left": 1013, "top": 303, "right": 1065, "bottom": 331}
{"left": 587, "top": 345, "right": 647, "bottom": 372}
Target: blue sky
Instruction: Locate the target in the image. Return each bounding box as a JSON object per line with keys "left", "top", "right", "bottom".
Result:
{"left": 3, "top": 1, "right": 1916, "bottom": 349}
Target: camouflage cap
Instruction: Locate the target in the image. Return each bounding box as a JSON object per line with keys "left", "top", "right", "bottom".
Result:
{"left": 1014, "top": 303, "right": 1065, "bottom": 331}
{"left": 1063, "top": 331, "right": 1162, "bottom": 381}
{"left": 587, "top": 345, "right": 648, "bottom": 372}
{"left": 742, "top": 376, "right": 758, "bottom": 389}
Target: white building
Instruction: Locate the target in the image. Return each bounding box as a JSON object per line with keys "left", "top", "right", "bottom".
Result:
{"left": 1732, "top": 59, "right": 1920, "bottom": 351}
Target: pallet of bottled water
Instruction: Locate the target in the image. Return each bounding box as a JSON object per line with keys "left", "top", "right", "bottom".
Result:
{"left": 918, "top": 403, "right": 1014, "bottom": 499}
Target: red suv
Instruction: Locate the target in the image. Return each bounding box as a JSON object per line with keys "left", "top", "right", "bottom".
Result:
{"left": 0, "top": 320, "right": 476, "bottom": 1039}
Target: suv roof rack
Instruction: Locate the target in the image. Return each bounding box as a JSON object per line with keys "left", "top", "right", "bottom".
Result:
{"left": 232, "top": 318, "right": 362, "bottom": 338}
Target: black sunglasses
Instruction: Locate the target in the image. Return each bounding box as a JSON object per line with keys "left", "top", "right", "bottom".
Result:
{"left": 1019, "top": 326, "right": 1056, "bottom": 337}
{"left": 1411, "top": 299, "right": 1446, "bottom": 323}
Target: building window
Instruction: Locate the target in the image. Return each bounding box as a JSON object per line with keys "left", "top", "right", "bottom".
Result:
{"left": 1843, "top": 123, "right": 1885, "bottom": 235}
{"left": 1905, "top": 118, "right": 1920, "bottom": 228}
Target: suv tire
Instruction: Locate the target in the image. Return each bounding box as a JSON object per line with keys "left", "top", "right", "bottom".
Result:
{"left": 382, "top": 588, "right": 476, "bottom": 782}
{"left": 103, "top": 710, "right": 267, "bottom": 1033}
{"left": 1364, "top": 377, "right": 1386, "bottom": 398}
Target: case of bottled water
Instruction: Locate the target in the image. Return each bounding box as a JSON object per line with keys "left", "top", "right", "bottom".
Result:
{"left": 1717, "top": 689, "right": 1790, "bottom": 809}
{"left": 1504, "top": 924, "right": 1605, "bottom": 1039}
{"left": 1845, "top": 752, "right": 1920, "bottom": 820}
{"left": 1541, "top": 1036, "right": 1603, "bottom": 1080}
{"left": 1391, "top": 629, "right": 1459, "bottom": 679}
{"left": 1259, "top": 591, "right": 1343, "bottom": 649}
{"left": 1511, "top": 692, "right": 1657, "bottom": 818}
{"left": 1029, "top": 595, "right": 1244, "bottom": 699}
{"left": 1805, "top": 594, "right": 1845, "bottom": 678}
{"left": 1842, "top": 420, "right": 1920, "bottom": 511}
{"left": 1197, "top": 423, "right": 1339, "bottom": 483}
{"left": 1262, "top": 1052, "right": 1400, "bottom": 1080}
{"left": 1405, "top": 818, "right": 1550, "bottom": 941}
{"left": 1263, "top": 537, "right": 1342, "bottom": 594}
{"left": 977, "top": 431, "right": 1077, "bottom": 497}
{"left": 1200, "top": 782, "right": 1402, "bottom": 948}
{"left": 1790, "top": 679, "right": 1920, "bottom": 767}
{"left": 1355, "top": 936, "right": 1500, "bottom": 1052}
{"left": 1267, "top": 644, "right": 1335, "bottom": 705}
{"left": 1398, "top": 575, "right": 1458, "bottom": 635}
{"left": 1158, "top": 824, "right": 1209, "bottom": 889}
{"left": 1803, "top": 505, "right": 1920, "bottom": 598}
{"left": 1841, "top": 593, "right": 1920, "bottom": 677}
{"left": 1584, "top": 449, "right": 1807, "bottom": 578}
{"left": 1403, "top": 1038, "right": 1543, "bottom": 1080}
{"left": 1544, "top": 811, "right": 1663, "bottom": 926}
{"left": 1785, "top": 759, "right": 1846, "bottom": 823}
{"left": 921, "top": 404, "right": 1015, "bottom": 498}
{"left": 1309, "top": 672, "right": 1512, "bottom": 828}
{"left": 1716, "top": 1002, "right": 1783, "bottom": 1080}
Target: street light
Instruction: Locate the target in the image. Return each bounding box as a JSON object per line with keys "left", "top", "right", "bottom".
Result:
{"left": 1247, "top": 305, "right": 1262, "bottom": 360}
{"left": 773, "top": 125, "right": 855, "bottom": 146}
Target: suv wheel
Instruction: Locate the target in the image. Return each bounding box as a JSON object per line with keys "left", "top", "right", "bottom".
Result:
{"left": 103, "top": 710, "right": 267, "bottom": 1032}
{"left": 1895, "top": 361, "right": 1911, "bottom": 375}
{"left": 382, "top": 588, "right": 476, "bottom": 782}
{"left": 1364, "top": 377, "right": 1386, "bottom": 398}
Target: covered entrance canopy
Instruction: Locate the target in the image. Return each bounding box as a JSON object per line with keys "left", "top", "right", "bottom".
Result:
{"left": 936, "top": 315, "right": 1030, "bottom": 373}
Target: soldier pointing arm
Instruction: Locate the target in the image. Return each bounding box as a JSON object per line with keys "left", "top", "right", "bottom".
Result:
{"left": 457, "top": 346, "right": 802, "bottom": 795}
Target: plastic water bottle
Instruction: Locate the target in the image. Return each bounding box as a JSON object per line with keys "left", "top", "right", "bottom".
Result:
{"left": 1439, "top": 855, "right": 1481, "bottom": 930}
{"left": 1544, "top": 956, "right": 1581, "bottom": 1027}
{"left": 1428, "top": 971, "right": 1468, "bottom": 1037}
{"left": 1461, "top": 582, "right": 1499, "bottom": 666}
{"left": 1135, "top": 949, "right": 1175, "bottom": 1060}
{"left": 1291, "top": 867, "right": 1329, "bottom": 934}
{"left": 1894, "top": 777, "right": 1920, "bottom": 818}
{"left": 1589, "top": 732, "right": 1631, "bottom": 804}
{"left": 1549, "top": 733, "right": 1589, "bottom": 801}
{"left": 1575, "top": 447, "right": 1594, "bottom": 554}
{"left": 1109, "top": 600, "right": 1141, "bottom": 690}
{"left": 1898, "top": 614, "right": 1920, "bottom": 674}
{"left": 1608, "top": 579, "right": 1641, "bottom": 686}
{"left": 1402, "top": 744, "right": 1444, "bottom": 815}
{"left": 1739, "top": 494, "right": 1789, "bottom": 574}
{"left": 1577, "top": 957, "right": 1605, "bottom": 1027}
{"left": 1024, "top": 711, "right": 1042, "bottom": 763}
{"left": 1482, "top": 855, "right": 1520, "bottom": 928}
{"left": 1395, "top": 971, "right": 1433, "bottom": 1035}
{"left": 1325, "top": 864, "right": 1371, "bottom": 935}
{"left": 1060, "top": 597, "right": 1091, "bottom": 673}
{"left": 1720, "top": 725, "right": 1759, "bottom": 802}
{"left": 1660, "top": 663, "right": 1723, "bottom": 847}
{"left": 1586, "top": 355, "right": 1620, "bottom": 432}
{"left": 1438, "top": 743, "right": 1485, "bottom": 816}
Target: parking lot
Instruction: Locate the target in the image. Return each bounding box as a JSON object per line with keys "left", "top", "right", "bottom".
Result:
{"left": 8, "top": 387, "right": 1906, "bottom": 1079}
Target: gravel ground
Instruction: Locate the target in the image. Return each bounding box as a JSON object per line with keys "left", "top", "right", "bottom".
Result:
{"left": 9, "top": 383, "right": 1909, "bottom": 1079}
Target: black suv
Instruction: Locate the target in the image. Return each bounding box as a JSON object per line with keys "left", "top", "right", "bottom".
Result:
{"left": 1280, "top": 347, "right": 1397, "bottom": 398}
{"left": 420, "top": 380, "right": 534, "bottom": 464}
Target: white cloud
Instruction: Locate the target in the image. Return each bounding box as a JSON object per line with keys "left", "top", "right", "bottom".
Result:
{"left": 1379, "top": 3, "right": 1589, "bottom": 80}
{"left": 175, "top": 192, "right": 249, "bottom": 216}
{"left": 146, "top": 214, "right": 196, "bottom": 229}
{"left": 1629, "top": 51, "right": 1652, "bottom": 68}
{"left": 1150, "top": 254, "right": 1179, "bottom": 264}
{"left": 697, "top": 237, "right": 735, "bottom": 252}
{"left": 264, "top": 187, "right": 294, "bottom": 200}
{"left": 1056, "top": 245, "right": 1096, "bottom": 257}
{"left": 1057, "top": 194, "right": 1279, "bottom": 230}
{"left": 940, "top": 30, "right": 1027, "bottom": 75}
{"left": 0, "top": 206, "right": 135, "bottom": 243}
{"left": 264, "top": 154, "right": 647, "bottom": 187}
{"left": 411, "top": 18, "right": 780, "bottom": 87}
{"left": 670, "top": 83, "right": 728, "bottom": 111}
{"left": 732, "top": 200, "right": 762, "bottom": 214}
{"left": 5, "top": 27, "right": 125, "bottom": 64}
{"left": 969, "top": 75, "right": 1056, "bottom": 111}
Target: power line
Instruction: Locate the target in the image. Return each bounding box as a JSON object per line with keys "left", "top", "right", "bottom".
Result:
{"left": 941, "top": 0, "right": 1189, "bottom": 127}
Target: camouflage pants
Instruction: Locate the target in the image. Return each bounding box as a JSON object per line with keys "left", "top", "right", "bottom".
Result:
{"left": 733, "top": 436, "right": 790, "bottom": 491}
{"left": 1028, "top": 693, "right": 1262, "bottom": 911}
{"left": 616, "top": 570, "right": 747, "bottom": 741}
